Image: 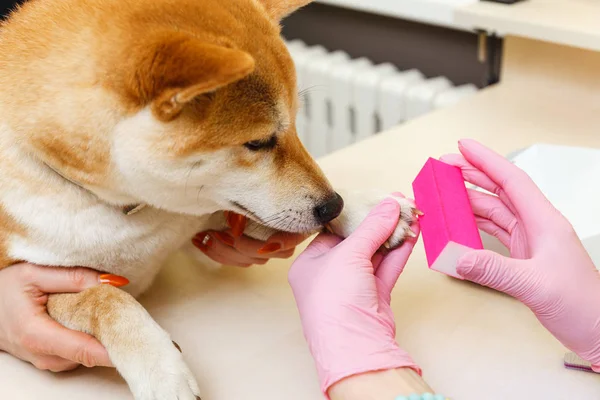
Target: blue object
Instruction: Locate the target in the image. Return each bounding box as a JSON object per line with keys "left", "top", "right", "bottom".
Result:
{"left": 394, "top": 394, "right": 449, "bottom": 400}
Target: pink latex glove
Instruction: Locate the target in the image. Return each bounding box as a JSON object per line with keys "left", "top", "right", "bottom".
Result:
{"left": 288, "top": 198, "right": 422, "bottom": 397}
{"left": 441, "top": 139, "right": 600, "bottom": 371}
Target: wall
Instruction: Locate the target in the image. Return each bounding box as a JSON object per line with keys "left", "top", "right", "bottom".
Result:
{"left": 282, "top": 3, "right": 498, "bottom": 87}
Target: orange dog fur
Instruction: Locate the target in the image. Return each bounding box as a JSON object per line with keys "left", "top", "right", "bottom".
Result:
{"left": 0, "top": 0, "right": 417, "bottom": 398}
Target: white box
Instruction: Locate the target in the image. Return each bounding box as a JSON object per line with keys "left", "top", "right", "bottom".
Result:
{"left": 507, "top": 144, "right": 600, "bottom": 270}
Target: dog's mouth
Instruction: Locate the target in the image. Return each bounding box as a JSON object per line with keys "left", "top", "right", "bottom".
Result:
{"left": 228, "top": 192, "right": 343, "bottom": 234}
{"left": 229, "top": 200, "right": 264, "bottom": 224}
{"left": 228, "top": 200, "right": 318, "bottom": 233}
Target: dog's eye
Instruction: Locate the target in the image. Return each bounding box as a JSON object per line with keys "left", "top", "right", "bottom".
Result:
{"left": 244, "top": 135, "right": 278, "bottom": 151}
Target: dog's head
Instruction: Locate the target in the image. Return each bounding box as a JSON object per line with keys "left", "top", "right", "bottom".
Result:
{"left": 4, "top": 0, "right": 342, "bottom": 233}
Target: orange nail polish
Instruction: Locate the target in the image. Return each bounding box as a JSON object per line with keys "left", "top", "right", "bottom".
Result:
{"left": 192, "top": 234, "right": 213, "bottom": 252}
{"left": 213, "top": 231, "right": 235, "bottom": 247}
{"left": 226, "top": 212, "right": 247, "bottom": 237}
{"left": 99, "top": 274, "right": 129, "bottom": 287}
{"left": 258, "top": 242, "right": 282, "bottom": 255}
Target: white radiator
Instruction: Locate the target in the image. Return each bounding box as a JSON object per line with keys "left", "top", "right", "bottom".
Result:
{"left": 286, "top": 39, "right": 478, "bottom": 157}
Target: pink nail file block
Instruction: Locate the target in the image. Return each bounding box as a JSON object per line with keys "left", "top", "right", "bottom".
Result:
{"left": 412, "top": 158, "right": 483, "bottom": 279}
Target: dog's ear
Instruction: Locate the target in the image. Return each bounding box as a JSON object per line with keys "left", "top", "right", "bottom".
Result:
{"left": 256, "top": 0, "right": 313, "bottom": 21}
{"left": 128, "top": 32, "right": 255, "bottom": 121}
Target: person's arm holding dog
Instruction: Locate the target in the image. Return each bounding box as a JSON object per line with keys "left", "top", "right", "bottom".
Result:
{"left": 0, "top": 264, "right": 117, "bottom": 371}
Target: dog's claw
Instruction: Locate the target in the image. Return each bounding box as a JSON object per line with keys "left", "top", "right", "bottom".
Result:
{"left": 172, "top": 341, "right": 182, "bottom": 353}
{"left": 406, "top": 229, "right": 418, "bottom": 238}
{"left": 323, "top": 223, "right": 334, "bottom": 234}
{"left": 414, "top": 208, "right": 424, "bottom": 216}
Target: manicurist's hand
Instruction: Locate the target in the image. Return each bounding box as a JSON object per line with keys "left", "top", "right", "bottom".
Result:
{"left": 0, "top": 263, "right": 120, "bottom": 371}
{"left": 289, "top": 198, "right": 433, "bottom": 398}
{"left": 441, "top": 139, "right": 600, "bottom": 371}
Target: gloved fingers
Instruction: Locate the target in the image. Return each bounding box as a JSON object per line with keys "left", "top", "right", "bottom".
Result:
{"left": 371, "top": 252, "right": 385, "bottom": 270}
{"left": 468, "top": 188, "right": 518, "bottom": 234}
{"left": 475, "top": 217, "right": 511, "bottom": 248}
{"left": 344, "top": 199, "right": 401, "bottom": 258}
{"left": 440, "top": 153, "right": 518, "bottom": 215}
{"left": 456, "top": 140, "right": 560, "bottom": 240}
{"left": 375, "top": 223, "right": 420, "bottom": 298}
{"left": 457, "top": 250, "right": 532, "bottom": 299}
{"left": 302, "top": 233, "right": 343, "bottom": 258}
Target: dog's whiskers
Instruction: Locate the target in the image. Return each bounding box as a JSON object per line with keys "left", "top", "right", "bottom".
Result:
{"left": 184, "top": 166, "right": 194, "bottom": 197}
{"left": 298, "top": 85, "right": 326, "bottom": 98}
{"left": 240, "top": 208, "right": 318, "bottom": 235}
{"left": 195, "top": 185, "right": 205, "bottom": 205}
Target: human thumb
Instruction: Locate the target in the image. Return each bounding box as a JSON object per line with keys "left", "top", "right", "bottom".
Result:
{"left": 457, "top": 250, "right": 530, "bottom": 299}
{"left": 288, "top": 233, "right": 342, "bottom": 287}
{"left": 302, "top": 233, "right": 343, "bottom": 258}
{"left": 39, "top": 318, "right": 113, "bottom": 367}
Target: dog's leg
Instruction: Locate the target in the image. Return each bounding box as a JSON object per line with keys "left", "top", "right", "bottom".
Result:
{"left": 47, "top": 285, "right": 201, "bottom": 400}
{"left": 328, "top": 188, "right": 419, "bottom": 249}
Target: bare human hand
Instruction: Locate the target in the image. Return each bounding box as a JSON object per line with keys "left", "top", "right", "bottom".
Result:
{"left": 0, "top": 263, "right": 126, "bottom": 371}
{"left": 193, "top": 212, "right": 307, "bottom": 267}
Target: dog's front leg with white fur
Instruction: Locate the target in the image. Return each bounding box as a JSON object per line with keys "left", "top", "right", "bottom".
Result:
{"left": 47, "top": 285, "right": 201, "bottom": 400}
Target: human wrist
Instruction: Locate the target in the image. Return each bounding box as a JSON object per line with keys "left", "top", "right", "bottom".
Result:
{"left": 310, "top": 329, "right": 420, "bottom": 396}
{"left": 300, "top": 302, "right": 421, "bottom": 395}
{"left": 328, "top": 368, "right": 431, "bottom": 400}
{"left": 536, "top": 276, "right": 600, "bottom": 369}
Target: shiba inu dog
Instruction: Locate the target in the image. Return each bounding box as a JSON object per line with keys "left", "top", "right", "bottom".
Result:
{"left": 0, "top": 0, "right": 417, "bottom": 398}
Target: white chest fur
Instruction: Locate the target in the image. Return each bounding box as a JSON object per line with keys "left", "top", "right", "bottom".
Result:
{"left": 0, "top": 140, "right": 205, "bottom": 297}
{"left": 9, "top": 199, "right": 203, "bottom": 296}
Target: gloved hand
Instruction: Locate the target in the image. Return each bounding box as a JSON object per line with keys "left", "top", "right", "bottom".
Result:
{"left": 193, "top": 212, "right": 306, "bottom": 267}
{"left": 441, "top": 139, "right": 600, "bottom": 371}
{"left": 288, "top": 198, "right": 421, "bottom": 397}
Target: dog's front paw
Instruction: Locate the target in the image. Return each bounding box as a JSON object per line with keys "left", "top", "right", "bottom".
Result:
{"left": 119, "top": 335, "right": 201, "bottom": 400}
{"left": 328, "top": 190, "right": 419, "bottom": 249}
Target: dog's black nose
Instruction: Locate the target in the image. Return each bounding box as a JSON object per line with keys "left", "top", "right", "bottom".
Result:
{"left": 314, "top": 193, "right": 344, "bottom": 224}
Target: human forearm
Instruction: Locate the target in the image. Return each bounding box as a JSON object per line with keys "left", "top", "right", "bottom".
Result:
{"left": 329, "top": 368, "right": 433, "bottom": 400}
